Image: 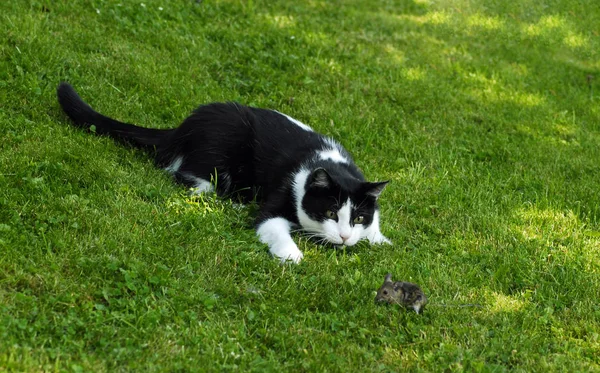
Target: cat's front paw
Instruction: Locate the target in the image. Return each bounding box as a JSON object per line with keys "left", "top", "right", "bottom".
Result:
{"left": 270, "top": 244, "right": 304, "bottom": 264}
{"left": 369, "top": 233, "right": 392, "bottom": 245}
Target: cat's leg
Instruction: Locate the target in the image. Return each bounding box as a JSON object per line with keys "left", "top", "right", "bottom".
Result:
{"left": 168, "top": 168, "right": 216, "bottom": 196}
{"left": 162, "top": 155, "right": 222, "bottom": 195}
{"left": 368, "top": 231, "right": 392, "bottom": 245}
{"left": 364, "top": 210, "right": 392, "bottom": 245}
{"left": 186, "top": 175, "right": 215, "bottom": 195}
{"left": 171, "top": 172, "right": 214, "bottom": 195}
{"left": 256, "top": 217, "right": 304, "bottom": 263}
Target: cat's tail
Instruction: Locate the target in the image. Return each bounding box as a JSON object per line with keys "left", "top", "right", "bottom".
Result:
{"left": 57, "top": 82, "right": 172, "bottom": 149}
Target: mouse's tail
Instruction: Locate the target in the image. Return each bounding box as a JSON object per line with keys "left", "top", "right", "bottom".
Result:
{"left": 57, "top": 82, "right": 172, "bottom": 149}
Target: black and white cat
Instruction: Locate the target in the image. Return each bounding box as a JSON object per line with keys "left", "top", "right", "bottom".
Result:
{"left": 57, "top": 83, "right": 391, "bottom": 263}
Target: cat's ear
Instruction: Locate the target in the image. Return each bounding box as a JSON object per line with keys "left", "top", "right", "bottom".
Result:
{"left": 384, "top": 273, "right": 393, "bottom": 283}
{"left": 365, "top": 181, "right": 389, "bottom": 199}
{"left": 308, "top": 168, "right": 333, "bottom": 189}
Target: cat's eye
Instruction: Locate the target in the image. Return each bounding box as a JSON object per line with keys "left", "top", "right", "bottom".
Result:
{"left": 325, "top": 210, "right": 337, "bottom": 220}
{"left": 353, "top": 216, "right": 365, "bottom": 224}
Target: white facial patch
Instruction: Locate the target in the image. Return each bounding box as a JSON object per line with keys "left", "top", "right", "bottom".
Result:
{"left": 294, "top": 169, "right": 321, "bottom": 232}
{"left": 320, "top": 200, "right": 364, "bottom": 246}
{"left": 275, "top": 111, "right": 313, "bottom": 132}
{"left": 336, "top": 201, "right": 353, "bottom": 238}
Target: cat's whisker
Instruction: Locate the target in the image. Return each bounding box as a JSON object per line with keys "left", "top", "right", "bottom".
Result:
{"left": 301, "top": 233, "right": 321, "bottom": 239}
{"left": 304, "top": 234, "right": 327, "bottom": 243}
{"left": 293, "top": 228, "right": 322, "bottom": 237}
{"left": 317, "top": 237, "right": 332, "bottom": 246}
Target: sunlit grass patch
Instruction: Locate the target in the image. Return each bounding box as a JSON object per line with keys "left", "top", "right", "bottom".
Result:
{"left": 466, "top": 14, "right": 505, "bottom": 31}
{"left": 488, "top": 291, "right": 527, "bottom": 314}
{"left": 262, "top": 13, "right": 297, "bottom": 29}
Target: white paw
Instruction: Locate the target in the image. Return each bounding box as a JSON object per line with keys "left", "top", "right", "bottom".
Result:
{"left": 270, "top": 244, "right": 304, "bottom": 264}
{"left": 369, "top": 233, "right": 392, "bottom": 245}
{"left": 189, "top": 185, "right": 214, "bottom": 196}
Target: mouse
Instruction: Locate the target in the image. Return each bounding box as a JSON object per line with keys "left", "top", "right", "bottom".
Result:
{"left": 375, "top": 273, "right": 428, "bottom": 314}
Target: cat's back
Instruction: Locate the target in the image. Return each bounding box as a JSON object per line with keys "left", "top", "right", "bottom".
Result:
{"left": 176, "top": 103, "right": 322, "bottom": 149}
{"left": 248, "top": 107, "right": 324, "bottom": 148}
{"left": 157, "top": 101, "right": 360, "bottom": 201}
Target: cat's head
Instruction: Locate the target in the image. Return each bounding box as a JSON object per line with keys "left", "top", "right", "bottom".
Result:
{"left": 295, "top": 168, "right": 388, "bottom": 246}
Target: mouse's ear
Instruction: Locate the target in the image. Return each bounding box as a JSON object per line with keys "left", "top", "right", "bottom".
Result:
{"left": 384, "top": 273, "right": 393, "bottom": 283}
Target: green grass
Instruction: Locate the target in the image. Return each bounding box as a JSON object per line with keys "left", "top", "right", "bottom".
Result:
{"left": 1, "top": 0, "right": 600, "bottom": 371}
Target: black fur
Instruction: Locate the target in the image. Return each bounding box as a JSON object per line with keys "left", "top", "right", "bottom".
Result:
{"left": 57, "top": 83, "right": 172, "bottom": 148}
{"left": 56, "top": 83, "right": 385, "bottom": 231}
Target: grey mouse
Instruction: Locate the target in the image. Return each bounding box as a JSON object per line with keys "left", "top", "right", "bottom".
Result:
{"left": 375, "top": 273, "right": 428, "bottom": 314}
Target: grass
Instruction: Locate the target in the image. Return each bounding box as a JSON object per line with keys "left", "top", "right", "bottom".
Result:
{"left": 1, "top": 0, "right": 599, "bottom": 371}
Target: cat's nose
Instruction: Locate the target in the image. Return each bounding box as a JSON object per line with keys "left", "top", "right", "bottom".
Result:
{"left": 340, "top": 234, "right": 350, "bottom": 242}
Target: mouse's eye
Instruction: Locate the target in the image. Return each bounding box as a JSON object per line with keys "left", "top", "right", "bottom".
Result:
{"left": 383, "top": 290, "right": 388, "bottom": 295}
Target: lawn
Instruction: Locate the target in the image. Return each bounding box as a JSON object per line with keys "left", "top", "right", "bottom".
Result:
{"left": 1, "top": 0, "right": 599, "bottom": 371}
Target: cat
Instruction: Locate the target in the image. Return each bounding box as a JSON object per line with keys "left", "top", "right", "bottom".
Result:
{"left": 56, "top": 82, "right": 391, "bottom": 263}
